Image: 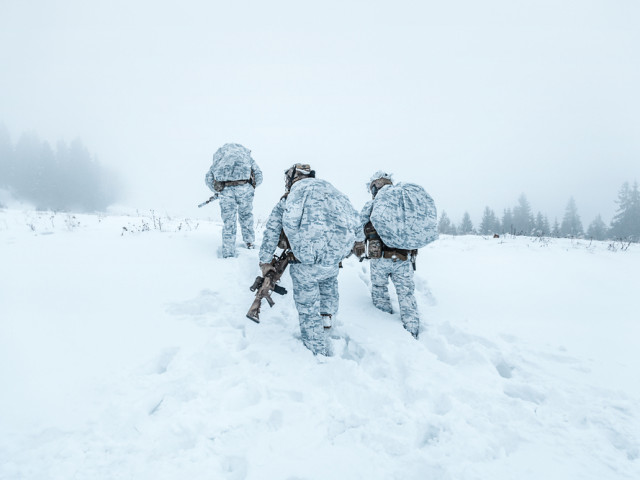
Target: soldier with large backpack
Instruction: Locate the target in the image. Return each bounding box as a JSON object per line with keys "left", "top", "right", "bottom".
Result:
{"left": 205, "top": 143, "right": 263, "bottom": 257}
{"left": 353, "top": 171, "right": 438, "bottom": 339}
{"left": 258, "top": 164, "right": 359, "bottom": 356}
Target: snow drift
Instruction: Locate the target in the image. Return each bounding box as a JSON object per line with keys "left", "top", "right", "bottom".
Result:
{"left": 1, "top": 208, "right": 639, "bottom": 480}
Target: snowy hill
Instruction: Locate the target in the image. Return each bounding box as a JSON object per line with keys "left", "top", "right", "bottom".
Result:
{"left": 1, "top": 208, "right": 639, "bottom": 480}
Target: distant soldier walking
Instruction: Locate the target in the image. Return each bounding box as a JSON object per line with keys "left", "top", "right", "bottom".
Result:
{"left": 259, "top": 164, "right": 358, "bottom": 356}
{"left": 353, "top": 171, "right": 438, "bottom": 339}
{"left": 205, "top": 143, "right": 263, "bottom": 257}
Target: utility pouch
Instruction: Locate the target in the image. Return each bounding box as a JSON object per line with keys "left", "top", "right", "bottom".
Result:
{"left": 213, "top": 179, "right": 225, "bottom": 192}
{"left": 368, "top": 239, "right": 382, "bottom": 259}
{"left": 364, "top": 221, "right": 378, "bottom": 241}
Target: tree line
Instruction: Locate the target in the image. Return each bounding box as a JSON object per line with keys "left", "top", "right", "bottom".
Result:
{"left": 438, "top": 185, "right": 640, "bottom": 243}
{"left": 0, "top": 125, "right": 121, "bottom": 212}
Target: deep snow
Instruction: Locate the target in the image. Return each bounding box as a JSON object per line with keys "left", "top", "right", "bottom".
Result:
{"left": 1, "top": 208, "right": 639, "bottom": 479}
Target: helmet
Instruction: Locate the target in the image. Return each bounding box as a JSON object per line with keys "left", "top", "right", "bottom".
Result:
{"left": 284, "top": 163, "right": 315, "bottom": 191}
{"left": 367, "top": 171, "right": 393, "bottom": 198}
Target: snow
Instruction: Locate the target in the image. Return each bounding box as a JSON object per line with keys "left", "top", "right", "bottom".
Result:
{"left": 1, "top": 208, "right": 639, "bottom": 479}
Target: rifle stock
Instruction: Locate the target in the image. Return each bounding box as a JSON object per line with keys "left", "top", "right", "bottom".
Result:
{"left": 246, "top": 251, "right": 290, "bottom": 323}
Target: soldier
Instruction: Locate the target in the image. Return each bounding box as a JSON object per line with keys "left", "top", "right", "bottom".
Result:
{"left": 205, "top": 143, "right": 263, "bottom": 257}
{"left": 353, "top": 171, "right": 438, "bottom": 339}
{"left": 259, "top": 164, "right": 358, "bottom": 356}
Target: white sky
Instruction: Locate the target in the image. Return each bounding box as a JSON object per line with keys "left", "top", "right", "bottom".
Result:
{"left": 1, "top": 0, "right": 639, "bottom": 224}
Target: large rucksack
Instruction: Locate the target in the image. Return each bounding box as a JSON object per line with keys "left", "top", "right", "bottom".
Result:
{"left": 370, "top": 183, "right": 438, "bottom": 250}
{"left": 211, "top": 143, "right": 253, "bottom": 182}
{"left": 283, "top": 178, "right": 358, "bottom": 265}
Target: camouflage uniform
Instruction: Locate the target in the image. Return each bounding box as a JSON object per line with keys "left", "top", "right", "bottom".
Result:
{"left": 260, "top": 169, "right": 358, "bottom": 356}
{"left": 358, "top": 198, "right": 420, "bottom": 338}
{"left": 205, "top": 143, "right": 263, "bottom": 257}
{"left": 356, "top": 171, "right": 437, "bottom": 339}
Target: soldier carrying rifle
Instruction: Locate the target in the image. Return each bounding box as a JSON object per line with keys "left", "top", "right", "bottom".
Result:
{"left": 255, "top": 164, "right": 358, "bottom": 356}
{"left": 204, "top": 143, "right": 263, "bottom": 258}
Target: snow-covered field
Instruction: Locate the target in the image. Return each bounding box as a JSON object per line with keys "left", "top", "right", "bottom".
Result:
{"left": 1, "top": 208, "right": 639, "bottom": 480}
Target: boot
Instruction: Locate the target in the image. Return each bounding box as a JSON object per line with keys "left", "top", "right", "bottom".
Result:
{"left": 404, "top": 324, "right": 419, "bottom": 339}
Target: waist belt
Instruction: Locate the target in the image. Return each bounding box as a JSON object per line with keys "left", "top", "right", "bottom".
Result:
{"left": 382, "top": 248, "right": 414, "bottom": 262}
{"left": 223, "top": 179, "right": 251, "bottom": 187}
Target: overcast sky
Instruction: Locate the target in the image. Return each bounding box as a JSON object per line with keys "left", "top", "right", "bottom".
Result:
{"left": 1, "top": 0, "right": 639, "bottom": 225}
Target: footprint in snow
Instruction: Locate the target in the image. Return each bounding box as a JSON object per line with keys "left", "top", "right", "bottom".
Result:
{"left": 166, "top": 289, "right": 220, "bottom": 318}
{"left": 139, "top": 347, "right": 179, "bottom": 375}
{"left": 492, "top": 356, "right": 516, "bottom": 379}
{"left": 337, "top": 335, "right": 367, "bottom": 362}
{"left": 358, "top": 263, "right": 371, "bottom": 287}
{"left": 267, "top": 410, "right": 284, "bottom": 431}
{"left": 415, "top": 276, "right": 436, "bottom": 306}
{"left": 503, "top": 382, "right": 546, "bottom": 404}
{"left": 220, "top": 456, "right": 248, "bottom": 480}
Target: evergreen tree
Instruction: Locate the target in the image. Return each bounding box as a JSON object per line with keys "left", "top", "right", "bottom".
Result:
{"left": 543, "top": 215, "right": 550, "bottom": 236}
{"left": 533, "top": 212, "right": 545, "bottom": 236}
{"left": 610, "top": 181, "right": 640, "bottom": 242}
{"left": 560, "top": 197, "right": 584, "bottom": 237}
{"left": 551, "top": 218, "right": 561, "bottom": 237}
{"left": 438, "top": 210, "right": 453, "bottom": 235}
{"left": 0, "top": 128, "right": 120, "bottom": 212}
{"left": 587, "top": 215, "right": 608, "bottom": 241}
{"left": 512, "top": 193, "right": 534, "bottom": 235}
{"left": 501, "top": 208, "right": 513, "bottom": 234}
{"left": 532, "top": 212, "right": 551, "bottom": 236}
{"left": 459, "top": 211, "right": 474, "bottom": 235}
{"left": 479, "top": 206, "right": 499, "bottom": 235}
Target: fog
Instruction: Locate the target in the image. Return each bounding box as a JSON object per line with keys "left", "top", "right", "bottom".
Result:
{"left": 2, "top": 0, "right": 639, "bottom": 225}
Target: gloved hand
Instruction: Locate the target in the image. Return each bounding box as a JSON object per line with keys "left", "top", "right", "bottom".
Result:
{"left": 352, "top": 241, "right": 366, "bottom": 258}
{"left": 260, "top": 262, "right": 276, "bottom": 277}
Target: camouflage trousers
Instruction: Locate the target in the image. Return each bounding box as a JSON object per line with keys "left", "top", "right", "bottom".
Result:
{"left": 370, "top": 257, "right": 420, "bottom": 337}
{"left": 218, "top": 184, "right": 255, "bottom": 257}
{"left": 289, "top": 263, "right": 340, "bottom": 356}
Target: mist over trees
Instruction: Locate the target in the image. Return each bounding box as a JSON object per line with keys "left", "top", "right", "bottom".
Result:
{"left": 458, "top": 212, "right": 474, "bottom": 235}
{"left": 512, "top": 194, "right": 534, "bottom": 234}
{"left": 437, "top": 211, "right": 456, "bottom": 235}
{"left": 2, "top": 123, "right": 638, "bottom": 243}
{"left": 0, "top": 125, "right": 121, "bottom": 211}
{"left": 609, "top": 182, "right": 640, "bottom": 242}
{"left": 560, "top": 197, "right": 583, "bottom": 237}
{"left": 442, "top": 187, "right": 640, "bottom": 243}
{"left": 533, "top": 212, "right": 550, "bottom": 237}
{"left": 501, "top": 208, "right": 513, "bottom": 235}
{"left": 587, "top": 215, "right": 608, "bottom": 241}
{"left": 479, "top": 207, "right": 500, "bottom": 235}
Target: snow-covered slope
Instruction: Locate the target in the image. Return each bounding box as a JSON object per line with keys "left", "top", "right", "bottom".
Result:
{"left": 1, "top": 208, "right": 639, "bottom": 479}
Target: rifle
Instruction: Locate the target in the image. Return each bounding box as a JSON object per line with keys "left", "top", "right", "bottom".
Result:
{"left": 198, "top": 193, "right": 219, "bottom": 208}
{"left": 246, "top": 249, "right": 291, "bottom": 323}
